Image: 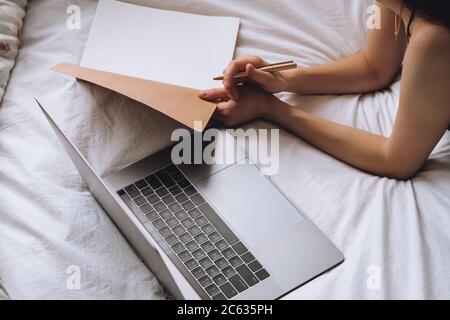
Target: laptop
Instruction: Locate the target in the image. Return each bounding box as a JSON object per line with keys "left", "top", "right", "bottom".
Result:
{"left": 35, "top": 97, "right": 343, "bottom": 300}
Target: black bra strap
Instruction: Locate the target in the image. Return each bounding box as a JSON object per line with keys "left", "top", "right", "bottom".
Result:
{"left": 407, "top": 8, "right": 416, "bottom": 39}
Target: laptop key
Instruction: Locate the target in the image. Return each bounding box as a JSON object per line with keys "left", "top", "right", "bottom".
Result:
{"left": 212, "top": 274, "right": 227, "bottom": 286}
{"left": 194, "top": 233, "right": 208, "bottom": 244}
{"left": 166, "top": 217, "right": 179, "bottom": 228}
{"left": 215, "top": 257, "right": 229, "bottom": 269}
{"left": 168, "top": 202, "right": 182, "bottom": 213}
{"left": 190, "top": 193, "right": 205, "bottom": 206}
{"left": 205, "top": 284, "right": 220, "bottom": 297}
{"left": 124, "top": 185, "right": 140, "bottom": 198}
{"left": 169, "top": 185, "right": 182, "bottom": 195}
{"left": 188, "top": 208, "right": 202, "bottom": 219}
{"left": 156, "top": 188, "right": 169, "bottom": 197}
{"left": 222, "top": 248, "right": 236, "bottom": 260}
{"left": 184, "top": 186, "right": 196, "bottom": 196}
{"left": 208, "top": 231, "right": 222, "bottom": 243}
{"left": 228, "top": 274, "right": 248, "bottom": 293}
{"left": 156, "top": 170, "right": 176, "bottom": 188}
{"left": 187, "top": 225, "right": 201, "bottom": 236}
{"left": 145, "top": 211, "right": 159, "bottom": 222}
{"left": 146, "top": 194, "right": 159, "bottom": 204}
{"left": 171, "top": 242, "right": 184, "bottom": 254}
{"left": 172, "top": 224, "right": 185, "bottom": 236}
{"left": 153, "top": 201, "right": 166, "bottom": 212}
{"left": 192, "top": 267, "right": 206, "bottom": 279}
{"left": 236, "top": 264, "right": 259, "bottom": 287}
{"left": 139, "top": 203, "right": 153, "bottom": 214}
{"left": 198, "top": 275, "right": 212, "bottom": 287}
{"left": 232, "top": 242, "right": 248, "bottom": 255}
{"left": 207, "top": 249, "right": 221, "bottom": 261}
{"left": 200, "top": 241, "right": 215, "bottom": 252}
{"left": 222, "top": 266, "right": 236, "bottom": 278}
{"left": 182, "top": 200, "right": 195, "bottom": 211}
{"left": 241, "top": 252, "right": 255, "bottom": 264}
{"left": 174, "top": 210, "right": 188, "bottom": 220}
{"left": 161, "top": 194, "right": 175, "bottom": 205}
{"left": 181, "top": 217, "right": 195, "bottom": 228}
{"left": 141, "top": 187, "right": 154, "bottom": 197}
{"left": 152, "top": 219, "right": 165, "bottom": 229}
{"left": 199, "top": 257, "right": 213, "bottom": 269}
{"left": 159, "top": 209, "right": 173, "bottom": 220}
{"left": 145, "top": 175, "right": 162, "bottom": 189}
{"left": 135, "top": 180, "right": 148, "bottom": 189}
{"left": 133, "top": 195, "right": 146, "bottom": 207}
{"left": 185, "top": 259, "right": 199, "bottom": 270}
{"left": 228, "top": 255, "right": 243, "bottom": 268}
{"left": 159, "top": 226, "right": 171, "bottom": 237}
{"left": 212, "top": 292, "right": 226, "bottom": 300}
{"left": 248, "top": 260, "right": 263, "bottom": 272}
{"left": 205, "top": 265, "right": 220, "bottom": 278}
{"left": 179, "top": 232, "right": 192, "bottom": 244}
{"left": 175, "top": 193, "right": 188, "bottom": 203}
{"left": 178, "top": 250, "right": 192, "bottom": 262}
{"left": 255, "top": 269, "right": 270, "bottom": 281}
{"left": 201, "top": 224, "right": 215, "bottom": 235}
{"left": 215, "top": 239, "right": 228, "bottom": 251}
{"left": 194, "top": 216, "right": 208, "bottom": 226}
{"left": 164, "top": 234, "right": 178, "bottom": 245}
{"left": 171, "top": 171, "right": 184, "bottom": 182}
{"left": 178, "top": 179, "right": 191, "bottom": 189}
{"left": 220, "top": 282, "right": 238, "bottom": 299}
{"left": 198, "top": 203, "right": 239, "bottom": 245}
{"left": 185, "top": 241, "right": 199, "bottom": 252}
{"left": 192, "top": 249, "right": 206, "bottom": 260}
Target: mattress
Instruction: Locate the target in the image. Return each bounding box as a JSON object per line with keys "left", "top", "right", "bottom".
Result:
{"left": 0, "top": 0, "right": 449, "bottom": 299}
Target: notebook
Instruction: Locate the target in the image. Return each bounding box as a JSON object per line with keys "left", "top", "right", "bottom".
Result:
{"left": 53, "top": 0, "right": 240, "bottom": 130}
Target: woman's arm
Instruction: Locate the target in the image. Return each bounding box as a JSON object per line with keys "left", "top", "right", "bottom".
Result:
{"left": 267, "top": 28, "right": 450, "bottom": 179}
{"left": 201, "top": 24, "right": 450, "bottom": 180}
{"left": 283, "top": 3, "right": 407, "bottom": 95}
{"left": 218, "top": 2, "right": 407, "bottom": 99}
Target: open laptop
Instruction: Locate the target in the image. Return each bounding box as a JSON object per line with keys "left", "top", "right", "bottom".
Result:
{"left": 35, "top": 97, "right": 343, "bottom": 300}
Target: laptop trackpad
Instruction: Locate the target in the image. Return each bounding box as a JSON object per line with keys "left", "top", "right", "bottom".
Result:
{"left": 195, "top": 163, "right": 303, "bottom": 248}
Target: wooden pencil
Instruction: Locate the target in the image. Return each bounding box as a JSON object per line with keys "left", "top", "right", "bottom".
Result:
{"left": 213, "top": 61, "right": 297, "bottom": 81}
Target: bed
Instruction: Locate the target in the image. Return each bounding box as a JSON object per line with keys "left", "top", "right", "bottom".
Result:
{"left": 0, "top": 0, "right": 449, "bottom": 299}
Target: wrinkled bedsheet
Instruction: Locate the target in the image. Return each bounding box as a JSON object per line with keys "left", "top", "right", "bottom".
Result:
{"left": 0, "top": 0, "right": 449, "bottom": 299}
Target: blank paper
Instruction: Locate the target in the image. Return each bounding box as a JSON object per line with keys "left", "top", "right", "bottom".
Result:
{"left": 80, "top": 0, "right": 240, "bottom": 90}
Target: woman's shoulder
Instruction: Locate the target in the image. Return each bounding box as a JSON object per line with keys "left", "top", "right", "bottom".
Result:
{"left": 410, "top": 22, "right": 450, "bottom": 53}
{"left": 405, "top": 22, "right": 450, "bottom": 72}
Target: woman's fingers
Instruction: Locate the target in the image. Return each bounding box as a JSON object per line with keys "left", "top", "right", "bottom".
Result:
{"left": 223, "top": 56, "right": 268, "bottom": 101}
{"left": 199, "top": 87, "right": 229, "bottom": 101}
{"left": 245, "top": 64, "right": 273, "bottom": 90}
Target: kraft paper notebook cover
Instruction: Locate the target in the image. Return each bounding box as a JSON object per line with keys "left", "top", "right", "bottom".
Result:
{"left": 53, "top": 0, "right": 240, "bottom": 131}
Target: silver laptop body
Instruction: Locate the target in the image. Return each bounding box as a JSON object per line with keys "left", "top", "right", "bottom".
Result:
{"left": 36, "top": 97, "right": 343, "bottom": 300}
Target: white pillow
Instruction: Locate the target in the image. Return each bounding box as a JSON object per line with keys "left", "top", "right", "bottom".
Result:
{"left": 0, "top": 0, "right": 27, "bottom": 103}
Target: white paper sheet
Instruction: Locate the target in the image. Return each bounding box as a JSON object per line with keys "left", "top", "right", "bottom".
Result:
{"left": 80, "top": 0, "right": 239, "bottom": 90}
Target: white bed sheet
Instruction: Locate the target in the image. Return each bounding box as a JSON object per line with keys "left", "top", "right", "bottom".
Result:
{"left": 0, "top": 0, "right": 449, "bottom": 299}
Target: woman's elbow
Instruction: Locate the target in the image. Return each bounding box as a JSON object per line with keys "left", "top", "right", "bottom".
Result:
{"left": 375, "top": 141, "right": 423, "bottom": 180}
{"left": 386, "top": 168, "right": 418, "bottom": 180}
{"left": 382, "top": 160, "right": 421, "bottom": 180}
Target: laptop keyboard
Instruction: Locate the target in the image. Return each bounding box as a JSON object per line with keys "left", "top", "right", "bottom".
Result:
{"left": 121, "top": 164, "right": 270, "bottom": 300}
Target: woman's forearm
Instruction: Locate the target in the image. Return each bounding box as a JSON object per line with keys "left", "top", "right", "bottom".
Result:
{"left": 280, "top": 52, "right": 393, "bottom": 95}
{"left": 266, "top": 99, "right": 403, "bottom": 178}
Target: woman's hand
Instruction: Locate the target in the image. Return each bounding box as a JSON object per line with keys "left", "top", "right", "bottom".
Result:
{"left": 218, "top": 55, "right": 287, "bottom": 101}
{"left": 199, "top": 86, "right": 276, "bottom": 127}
